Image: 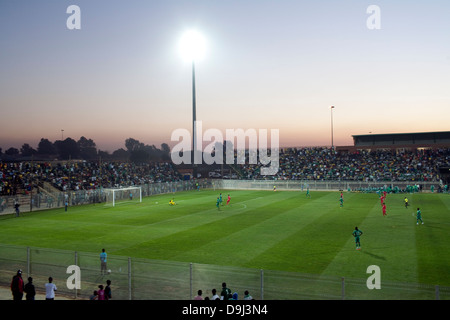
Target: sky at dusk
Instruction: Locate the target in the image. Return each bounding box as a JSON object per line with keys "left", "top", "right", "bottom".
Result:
{"left": 1, "top": 0, "right": 449, "bottom": 153}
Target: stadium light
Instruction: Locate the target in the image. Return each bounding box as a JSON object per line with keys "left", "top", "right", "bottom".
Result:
{"left": 179, "top": 30, "right": 206, "bottom": 62}
{"left": 179, "top": 30, "right": 207, "bottom": 179}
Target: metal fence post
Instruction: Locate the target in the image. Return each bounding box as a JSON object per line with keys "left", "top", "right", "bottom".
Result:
{"left": 190, "top": 263, "right": 193, "bottom": 300}
{"left": 341, "top": 277, "right": 345, "bottom": 300}
{"left": 128, "top": 257, "right": 132, "bottom": 300}
{"left": 260, "top": 269, "right": 264, "bottom": 300}
{"left": 27, "top": 247, "right": 30, "bottom": 277}
{"left": 74, "top": 251, "right": 78, "bottom": 299}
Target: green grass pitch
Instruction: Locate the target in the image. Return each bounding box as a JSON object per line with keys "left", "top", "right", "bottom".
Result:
{"left": 1, "top": 189, "right": 449, "bottom": 286}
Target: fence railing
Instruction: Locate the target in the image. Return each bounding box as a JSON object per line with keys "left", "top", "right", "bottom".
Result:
{"left": 0, "top": 179, "right": 214, "bottom": 216}
{"left": 1, "top": 178, "right": 442, "bottom": 216}
{"left": 0, "top": 244, "right": 448, "bottom": 300}
{"left": 219, "top": 179, "right": 439, "bottom": 192}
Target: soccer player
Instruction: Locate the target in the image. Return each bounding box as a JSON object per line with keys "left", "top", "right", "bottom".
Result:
{"left": 226, "top": 194, "right": 231, "bottom": 206}
{"left": 169, "top": 199, "right": 176, "bottom": 206}
{"left": 216, "top": 197, "right": 221, "bottom": 211}
{"left": 380, "top": 195, "right": 385, "bottom": 206}
{"left": 339, "top": 196, "right": 344, "bottom": 208}
{"left": 404, "top": 197, "right": 409, "bottom": 208}
{"left": 382, "top": 203, "right": 387, "bottom": 216}
{"left": 352, "top": 227, "right": 363, "bottom": 250}
{"left": 306, "top": 188, "right": 311, "bottom": 198}
{"left": 416, "top": 207, "right": 424, "bottom": 225}
{"left": 219, "top": 193, "right": 223, "bottom": 206}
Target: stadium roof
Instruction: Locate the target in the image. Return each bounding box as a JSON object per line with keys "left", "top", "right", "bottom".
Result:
{"left": 336, "top": 131, "right": 450, "bottom": 151}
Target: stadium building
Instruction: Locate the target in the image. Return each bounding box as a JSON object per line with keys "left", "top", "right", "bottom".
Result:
{"left": 336, "top": 131, "right": 450, "bottom": 153}
{"left": 336, "top": 131, "right": 450, "bottom": 183}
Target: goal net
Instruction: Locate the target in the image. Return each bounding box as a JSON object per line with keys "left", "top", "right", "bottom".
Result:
{"left": 104, "top": 187, "right": 142, "bottom": 207}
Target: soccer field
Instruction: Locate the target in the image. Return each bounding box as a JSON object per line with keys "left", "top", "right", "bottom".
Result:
{"left": 1, "top": 189, "right": 450, "bottom": 287}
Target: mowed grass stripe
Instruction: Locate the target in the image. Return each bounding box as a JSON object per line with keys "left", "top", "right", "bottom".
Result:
{"left": 243, "top": 192, "right": 367, "bottom": 273}
{"left": 171, "top": 192, "right": 331, "bottom": 266}
{"left": 322, "top": 193, "right": 421, "bottom": 284}
{"left": 112, "top": 191, "right": 312, "bottom": 261}
{"left": 416, "top": 194, "right": 450, "bottom": 285}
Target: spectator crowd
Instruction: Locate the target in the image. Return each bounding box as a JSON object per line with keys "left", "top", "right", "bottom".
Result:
{"left": 240, "top": 147, "right": 450, "bottom": 182}
{"left": 1, "top": 148, "right": 450, "bottom": 197}
{"left": 0, "top": 161, "right": 183, "bottom": 196}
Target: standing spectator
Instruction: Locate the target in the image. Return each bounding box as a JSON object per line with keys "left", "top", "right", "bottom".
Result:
{"left": 243, "top": 290, "right": 253, "bottom": 300}
{"left": 24, "top": 277, "right": 36, "bottom": 300}
{"left": 104, "top": 279, "right": 112, "bottom": 300}
{"left": 97, "top": 285, "right": 105, "bottom": 300}
{"left": 10, "top": 269, "right": 24, "bottom": 300}
{"left": 89, "top": 290, "right": 98, "bottom": 300}
{"left": 220, "top": 282, "right": 232, "bottom": 300}
{"left": 211, "top": 288, "right": 220, "bottom": 300}
{"left": 14, "top": 200, "right": 20, "bottom": 217}
{"left": 194, "top": 290, "right": 203, "bottom": 300}
{"left": 45, "top": 277, "right": 57, "bottom": 300}
{"left": 100, "top": 248, "right": 107, "bottom": 275}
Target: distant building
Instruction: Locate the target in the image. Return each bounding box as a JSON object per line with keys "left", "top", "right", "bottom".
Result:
{"left": 336, "top": 131, "right": 450, "bottom": 152}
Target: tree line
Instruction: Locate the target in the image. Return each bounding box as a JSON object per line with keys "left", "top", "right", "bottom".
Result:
{"left": 0, "top": 137, "right": 171, "bottom": 163}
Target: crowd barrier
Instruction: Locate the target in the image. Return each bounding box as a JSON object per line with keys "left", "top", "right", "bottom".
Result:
{"left": 1, "top": 244, "right": 448, "bottom": 300}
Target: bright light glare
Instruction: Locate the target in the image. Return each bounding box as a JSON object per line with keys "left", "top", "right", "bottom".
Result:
{"left": 179, "top": 30, "right": 206, "bottom": 62}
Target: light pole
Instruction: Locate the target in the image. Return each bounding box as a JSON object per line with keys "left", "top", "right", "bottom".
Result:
{"left": 330, "top": 106, "right": 335, "bottom": 149}
{"left": 191, "top": 59, "right": 197, "bottom": 175}
{"left": 180, "top": 30, "right": 206, "bottom": 179}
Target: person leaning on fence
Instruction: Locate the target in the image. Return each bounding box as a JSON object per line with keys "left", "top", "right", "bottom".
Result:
{"left": 10, "top": 269, "right": 24, "bottom": 300}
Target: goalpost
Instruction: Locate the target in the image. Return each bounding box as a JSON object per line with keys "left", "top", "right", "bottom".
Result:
{"left": 105, "top": 187, "right": 142, "bottom": 207}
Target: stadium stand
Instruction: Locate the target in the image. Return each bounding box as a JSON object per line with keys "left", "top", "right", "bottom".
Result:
{"left": 1, "top": 147, "right": 450, "bottom": 197}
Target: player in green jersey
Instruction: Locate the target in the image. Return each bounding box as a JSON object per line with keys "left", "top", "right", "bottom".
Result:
{"left": 416, "top": 208, "right": 424, "bottom": 225}
{"left": 216, "top": 197, "right": 221, "bottom": 211}
{"left": 352, "top": 227, "right": 363, "bottom": 250}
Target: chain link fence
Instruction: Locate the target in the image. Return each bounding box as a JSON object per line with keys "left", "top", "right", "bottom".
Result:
{"left": 0, "top": 244, "right": 448, "bottom": 300}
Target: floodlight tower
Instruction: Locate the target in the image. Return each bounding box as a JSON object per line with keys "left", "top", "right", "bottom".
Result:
{"left": 179, "top": 30, "right": 206, "bottom": 179}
